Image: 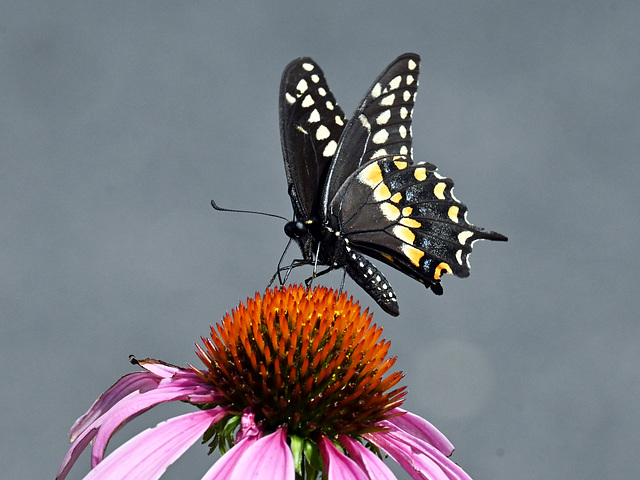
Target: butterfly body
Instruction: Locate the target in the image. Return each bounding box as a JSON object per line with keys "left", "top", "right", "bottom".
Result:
{"left": 279, "top": 54, "right": 507, "bottom": 316}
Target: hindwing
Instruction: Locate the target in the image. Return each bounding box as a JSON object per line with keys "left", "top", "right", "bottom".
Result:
{"left": 329, "top": 156, "right": 508, "bottom": 292}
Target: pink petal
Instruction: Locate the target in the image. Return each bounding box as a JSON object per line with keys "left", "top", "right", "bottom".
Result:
{"left": 90, "top": 385, "right": 209, "bottom": 466}
{"left": 56, "top": 427, "right": 98, "bottom": 480}
{"left": 82, "top": 408, "right": 226, "bottom": 480}
{"left": 338, "top": 435, "right": 396, "bottom": 480}
{"left": 228, "top": 427, "right": 294, "bottom": 480}
{"left": 137, "top": 358, "right": 185, "bottom": 378}
{"left": 70, "top": 372, "right": 160, "bottom": 441}
{"left": 365, "top": 430, "right": 472, "bottom": 480}
{"left": 384, "top": 408, "right": 454, "bottom": 456}
{"left": 318, "top": 436, "right": 369, "bottom": 480}
{"left": 201, "top": 434, "right": 260, "bottom": 480}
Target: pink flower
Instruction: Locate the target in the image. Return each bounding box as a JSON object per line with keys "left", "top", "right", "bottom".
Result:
{"left": 57, "top": 286, "right": 472, "bottom": 480}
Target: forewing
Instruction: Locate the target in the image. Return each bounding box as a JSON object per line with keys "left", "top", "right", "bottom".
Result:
{"left": 279, "top": 57, "right": 347, "bottom": 220}
{"left": 322, "top": 53, "right": 421, "bottom": 214}
{"left": 331, "top": 156, "right": 508, "bottom": 291}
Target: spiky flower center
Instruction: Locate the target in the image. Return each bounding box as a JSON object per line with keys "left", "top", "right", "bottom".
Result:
{"left": 195, "top": 286, "right": 405, "bottom": 438}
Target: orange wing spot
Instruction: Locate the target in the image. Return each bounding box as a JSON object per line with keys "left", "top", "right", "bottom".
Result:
{"left": 401, "top": 244, "right": 424, "bottom": 267}
{"left": 414, "top": 167, "right": 427, "bottom": 181}
{"left": 390, "top": 192, "right": 403, "bottom": 203}
{"left": 358, "top": 162, "right": 383, "bottom": 187}
{"left": 400, "top": 217, "right": 421, "bottom": 229}
{"left": 434, "top": 182, "right": 446, "bottom": 200}
{"left": 394, "top": 160, "right": 408, "bottom": 170}
{"left": 380, "top": 202, "right": 400, "bottom": 221}
{"left": 434, "top": 262, "right": 452, "bottom": 280}
{"left": 393, "top": 225, "right": 415, "bottom": 244}
{"left": 373, "top": 183, "right": 391, "bottom": 201}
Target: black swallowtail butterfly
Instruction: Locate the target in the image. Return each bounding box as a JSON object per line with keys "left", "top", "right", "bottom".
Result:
{"left": 279, "top": 53, "right": 507, "bottom": 316}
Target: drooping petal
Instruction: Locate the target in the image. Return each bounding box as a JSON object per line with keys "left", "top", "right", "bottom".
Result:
{"left": 365, "top": 429, "right": 472, "bottom": 480}
{"left": 318, "top": 436, "right": 369, "bottom": 480}
{"left": 70, "top": 372, "right": 161, "bottom": 441}
{"left": 338, "top": 435, "right": 397, "bottom": 480}
{"left": 57, "top": 427, "right": 99, "bottom": 480}
{"left": 227, "top": 427, "right": 295, "bottom": 480}
{"left": 82, "top": 408, "right": 227, "bottom": 480}
{"left": 384, "top": 408, "right": 454, "bottom": 456}
{"left": 90, "top": 385, "right": 213, "bottom": 466}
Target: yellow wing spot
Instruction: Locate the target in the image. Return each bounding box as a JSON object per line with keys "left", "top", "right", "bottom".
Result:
{"left": 381, "top": 253, "right": 395, "bottom": 263}
{"left": 393, "top": 225, "right": 415, "bottom": 244}
{"left": 402, "top": 206, "right": 413, "bottom": 216}
{"left": 414, "top": 167, "right": 427, "bottom": 181}
{"left": 373, "top": 183, "right": 391, "bottom": 201}
{"left": 394, "top": 160, "right": 408, "bottom": 170}
{"left": 434, "top": 182, "right": 447, "bottom": 200}
{"left": 390, "top": 192, "right": 402, "bottom": 203}
{"left": 358, "top": 162, "right": 383, "bottom": 187}
{"left": 458, "top": 231, "right": 474, "bottom": 245}
{"left": 434, "top": 262, "right": 452, "bottom": 280}
{"left": 400, "top": 217, "right": 421, "bottom": 228}
{"left": 380, "top": 202, "right": 400, "bottom": 221}
{"left": 402, "top": 244, "right": 424, "bottom": 267}
{"left": 448, "top": 206, "right": 459, "bottom": 223}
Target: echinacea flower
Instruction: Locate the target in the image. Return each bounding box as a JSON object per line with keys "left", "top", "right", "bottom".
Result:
{"left": 57, "top": 285, "right": 472, "bottom": 480}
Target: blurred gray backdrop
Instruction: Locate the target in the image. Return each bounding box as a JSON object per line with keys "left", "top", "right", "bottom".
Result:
{"left": 2, "top": 1, "right": 638, "bottom": 479}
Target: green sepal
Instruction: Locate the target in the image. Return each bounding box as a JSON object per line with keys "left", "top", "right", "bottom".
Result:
{"left": 290, "top": 435, "right": 305, "bottom": 476}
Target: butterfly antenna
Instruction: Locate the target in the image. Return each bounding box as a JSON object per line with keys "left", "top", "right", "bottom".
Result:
{"left": 211, "top": 199, "right": 289, "bottom": 222}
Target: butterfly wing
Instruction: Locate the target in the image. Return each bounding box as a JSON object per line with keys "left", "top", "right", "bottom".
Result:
{"left": 330, "top": 156, "right": 508, "bottom": 293}
{"left": 279, "top": 58, "right": 347, "bottom": 221}
{"left": 321, "top": 53, "right": 421, "bottom": 217}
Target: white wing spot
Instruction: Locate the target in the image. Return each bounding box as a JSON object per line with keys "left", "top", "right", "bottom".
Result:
{"left": 323, "top": 140, "right": 337, "bottom": 157}
{"left": 318, "top": 87, "right": 327, "bottom": 96}
{"left": 302, "top": 63, "right": 314, "bottom": 71}
{"left": 326, "top": 101, "right": 334, "bottom": 110}
{"left": 380, "top": 93, "right": 395, "bottom": 106}
{"left": 389, "top": 75, "right": 402, "bottom": 90}
{"left": 301, "top": 95, "right": 314, "bottom": 108}
{"left": 399, "top": 125, "right": 407, "bottom": 138}
{"left": 406, "top": 75, "right": 415, "bottom": 85}
{"left": 400, "top": 107, "right": 408, "bottom": 119}
{"left": 403, "top": 90, "right": 411, "bottom": 102}
{"left": 372, "top": 129, "right": 389, "bottom": 144}
{"left": 311, "top": 74, "right": 320, "bottom": 83}
{"left": 376, "top": 110, "right": 391, "bottom": 125}
{"left": 408, "top": 59, "right": 417, "bottom": 70}
{"left": 316, "top": 125, "right": 331, "bottom": 141}
{"left": 456, "top": 249, "right": 464, "bottom": 265}
{"left": 371, "top": 83, "right": 382, "bottom": 98}
{"left": 400, "top": 145, "right": 408, "bottom": 155}
{"left": 359, "top": 114, "right": 371, "bottom": 131}
{"left": 308, "top": 109, "right": 320, "bottom": 123}
{"left": 335, "top": 116, "right": 344, "bottom": 126}
{"left": 296, "top": 79, "right": 309, "bottom": 94}
{"left": 285, "top": 92, "right": 296, "bottom": 104}
{"left": 458, "top": 231, "right": 474, "bottom": 245}
{"left": 371, "top": 148, "right": 387, "bottom": 159}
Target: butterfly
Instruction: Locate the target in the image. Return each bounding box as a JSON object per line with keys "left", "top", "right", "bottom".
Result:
{"left": 278, "top": 53, "right": 507, "bottom": 316}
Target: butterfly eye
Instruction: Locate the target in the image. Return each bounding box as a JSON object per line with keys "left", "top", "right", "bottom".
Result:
{"left": 284, "top": 220, "right": 307, "bottom": 239}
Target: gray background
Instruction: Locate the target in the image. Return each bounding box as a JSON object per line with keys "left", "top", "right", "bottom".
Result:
{"left": 2, "top": 1, "right": 638, "bottom": 479}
